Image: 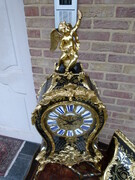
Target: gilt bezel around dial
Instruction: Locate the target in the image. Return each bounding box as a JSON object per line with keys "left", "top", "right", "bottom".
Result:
{"left": 41, "top": 101, "right": 99, "bottom": 138}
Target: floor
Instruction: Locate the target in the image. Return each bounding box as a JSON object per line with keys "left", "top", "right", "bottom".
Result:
{"left": 0, "top": 141, "right": 40, "bottom": 180}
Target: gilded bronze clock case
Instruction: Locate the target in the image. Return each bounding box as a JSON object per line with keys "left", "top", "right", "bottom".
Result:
{"left": 32, "top": 64, "right": 108, "bottom": 163}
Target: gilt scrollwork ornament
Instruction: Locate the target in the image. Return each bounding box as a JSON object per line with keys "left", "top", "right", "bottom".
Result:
{"left": 32, "top": 81, "right": 107, "bottom": 179}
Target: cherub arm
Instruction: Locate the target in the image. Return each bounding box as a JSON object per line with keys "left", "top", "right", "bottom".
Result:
{"left": 73, "top": 31, "right": 80, "bottom": 51}
{"left": 75, "top": 34, "right": 80, "bottom": 51}
{"left": 71, "top": 10, "right": 82, "bottom": 35}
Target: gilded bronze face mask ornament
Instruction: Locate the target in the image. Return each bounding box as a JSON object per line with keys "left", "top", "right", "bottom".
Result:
{"left": 50, "top": 10, "right": 82, "bottom": 72}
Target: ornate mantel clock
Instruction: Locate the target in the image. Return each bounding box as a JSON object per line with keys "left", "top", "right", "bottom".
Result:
{"left": 30, "top": 10, "right": 135, "bottom": 180}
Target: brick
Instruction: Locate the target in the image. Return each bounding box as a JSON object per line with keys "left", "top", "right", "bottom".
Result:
{"left": 101, "top": 128, "right": 114, "bottom": 135}
{"left": 116, "top": 7, "right": 135, "bottom": 18}
{"left": 26, "top": 18, "right": 54, "bottom": 28}
{"left": 108, "top": 54, "right": 135, "bottom": 64}
{"left": 117, "top": 99, "right": 135, "bottom": 107}
{"left": 79, "top": 6, "right": 114, "bottom": 18}
{"left": 100, "top": 129, "right": 114, "bottom": 141}
{"left": 78, "top": 31, "right": 110, "bottom": 41}
{"left": 92, "top": 42, "right": 126, "bottom": 53}
{"left": 44, "top": 50, "right": 61, "bottom": 59}
{"left": 31, "top": 58, "right": 56, "bottom": 66}
{"left": 107, "top": 111, "right": 112, "bottom": 117}
{"left": 41, "top": 6, "right": 54, "bottom": 16}
{"left": 95, "top": 81, "right": 118, "bottom": 89}
{"left": 120, "top": 84, "right": 135, "bottom": 92}
{"left": 133, "top": 23, "right": 135, "bottom": 31}
{"left": 112, "top": 112, "right": 135, "bottom": 120}
{"left": 78, "top": 0, "right": 93, "bottom": 3}
{"left": 81, "top": 62, "right": 89, "bottom": 69}
{"left": 107, "top": 134, "right": 115, "bottom": 142}
{"left": 100, "top": 96, "right": 115, "bottom": 104}
{"left": 130, "top": 108, "right": 135, "bottom": 114}
{"left": 107, "top": 134, "right": 113, "bottom": 140}
{"left": 80, "top": 19, "right": 91, "bottom": 29}
{"left": 34, "top": 81, "right": 40, "bottom": 89}
{"left": 87, "top": 72, "right": 104, "bottom": 80}
{"left": 128, "top": 45, "right": 135, "bottom": 54}
{"left": 103, "top": 90, "right": 132, "bottom": 99}
{"left": 79, "top": 52, "right": 106, "bottom": 62}
{"left": 45, "top": 68, "right": 53, "bottom": 74}
{"left": 29, "top": 40, "right": 50, "bottom": 49}
{"left": 104, "top": 123, "right": 110, "bottom": 129}
{"left": 30, "top": 49, "right": 42, "bottom": 56}
{"left": 42, "top": 29, "right": 52, "bottom": 39}
{"left": 106, "top": 73, "right": 135, "bottom": 84}
{"left": 33, "top": 74, "right": 47, "bottom": 88}
{"left": 33, "top": 74, "right": 47, "bottom": 82}
{"left": 24, "top": 6, "right": 39, "bottom": 16}
{"left": 121, "top": 131, "right": 135, "bottom": 139}
{"left": 106, "top": 104, "right": 128, "bottom": 113}
{"left": 95, "top": 0, "right": 135, "bottom": 4}
{"left": 98, "top": 133, "right": 107, "bottom": 139}
{"left": 90, "top": 62, "right": 122, "bottom": 73}
{"left": 123, "top": 65, "right": 135, "bottom": 75}
{"left": 32, "top": 66, "right": 43, "bottom": 74}
{"left": 94, "top": 20, "right": 130, "bottom": 30}
{"left": 112, "top": 33, "right": 135, "bottom": 43}
{"left": 27, "top": 29, "right": 40, "bottom": 38}
{"left": 109, "top": 124, "right": 135, "bottom": 133}
{"left": 122, "top": 126, "right": 135, "bottom": 134}
{"left": 107, "top": 118, "right": 124, "bottom": 125}
{"left": 80, "top": 41, "right": 90, "bottom": 51}
{"left": 23, "top": 0, "right": 53, "bottom": 4}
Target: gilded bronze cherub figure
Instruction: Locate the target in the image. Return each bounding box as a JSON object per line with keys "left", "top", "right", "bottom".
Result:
{"left": 50, "top": 10, "right": 82, "bottom": 72}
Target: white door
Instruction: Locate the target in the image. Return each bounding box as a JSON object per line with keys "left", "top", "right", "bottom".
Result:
{"left": 0, "top": 0, "right": 41, "bottom": 143}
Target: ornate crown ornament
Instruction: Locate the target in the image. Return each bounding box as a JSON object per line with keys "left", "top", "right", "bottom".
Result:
{"left": 30, "top": 10, "right": 135, "bottom": 180}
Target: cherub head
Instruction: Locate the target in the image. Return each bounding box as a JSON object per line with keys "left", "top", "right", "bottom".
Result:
{"left": 66, "top": 23, "right": 72, "bottom": 32}
{"left": 58, "top": 21, "right": 72, "bottom": 34}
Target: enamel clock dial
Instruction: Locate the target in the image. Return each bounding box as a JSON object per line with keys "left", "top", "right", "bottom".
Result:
{"left": 43, "top": 102, "right": 97, "bottom": 138}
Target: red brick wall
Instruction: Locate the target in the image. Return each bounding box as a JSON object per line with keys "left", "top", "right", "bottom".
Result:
{"left": 23, "top": 0, "right": 135, "bottom": 145}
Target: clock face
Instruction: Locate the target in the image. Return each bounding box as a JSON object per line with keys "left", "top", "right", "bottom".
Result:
{"left": 43, "top": 102, "right": 97, "bottom": 138}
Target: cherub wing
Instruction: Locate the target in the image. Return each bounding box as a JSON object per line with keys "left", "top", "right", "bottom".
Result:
{"left": 50, "top": 29, "right": 62, "bottom": 51}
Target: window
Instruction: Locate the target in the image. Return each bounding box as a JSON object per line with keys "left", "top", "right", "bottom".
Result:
{"left": 60, "top": 0, "right": 72, "bottom": 5}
